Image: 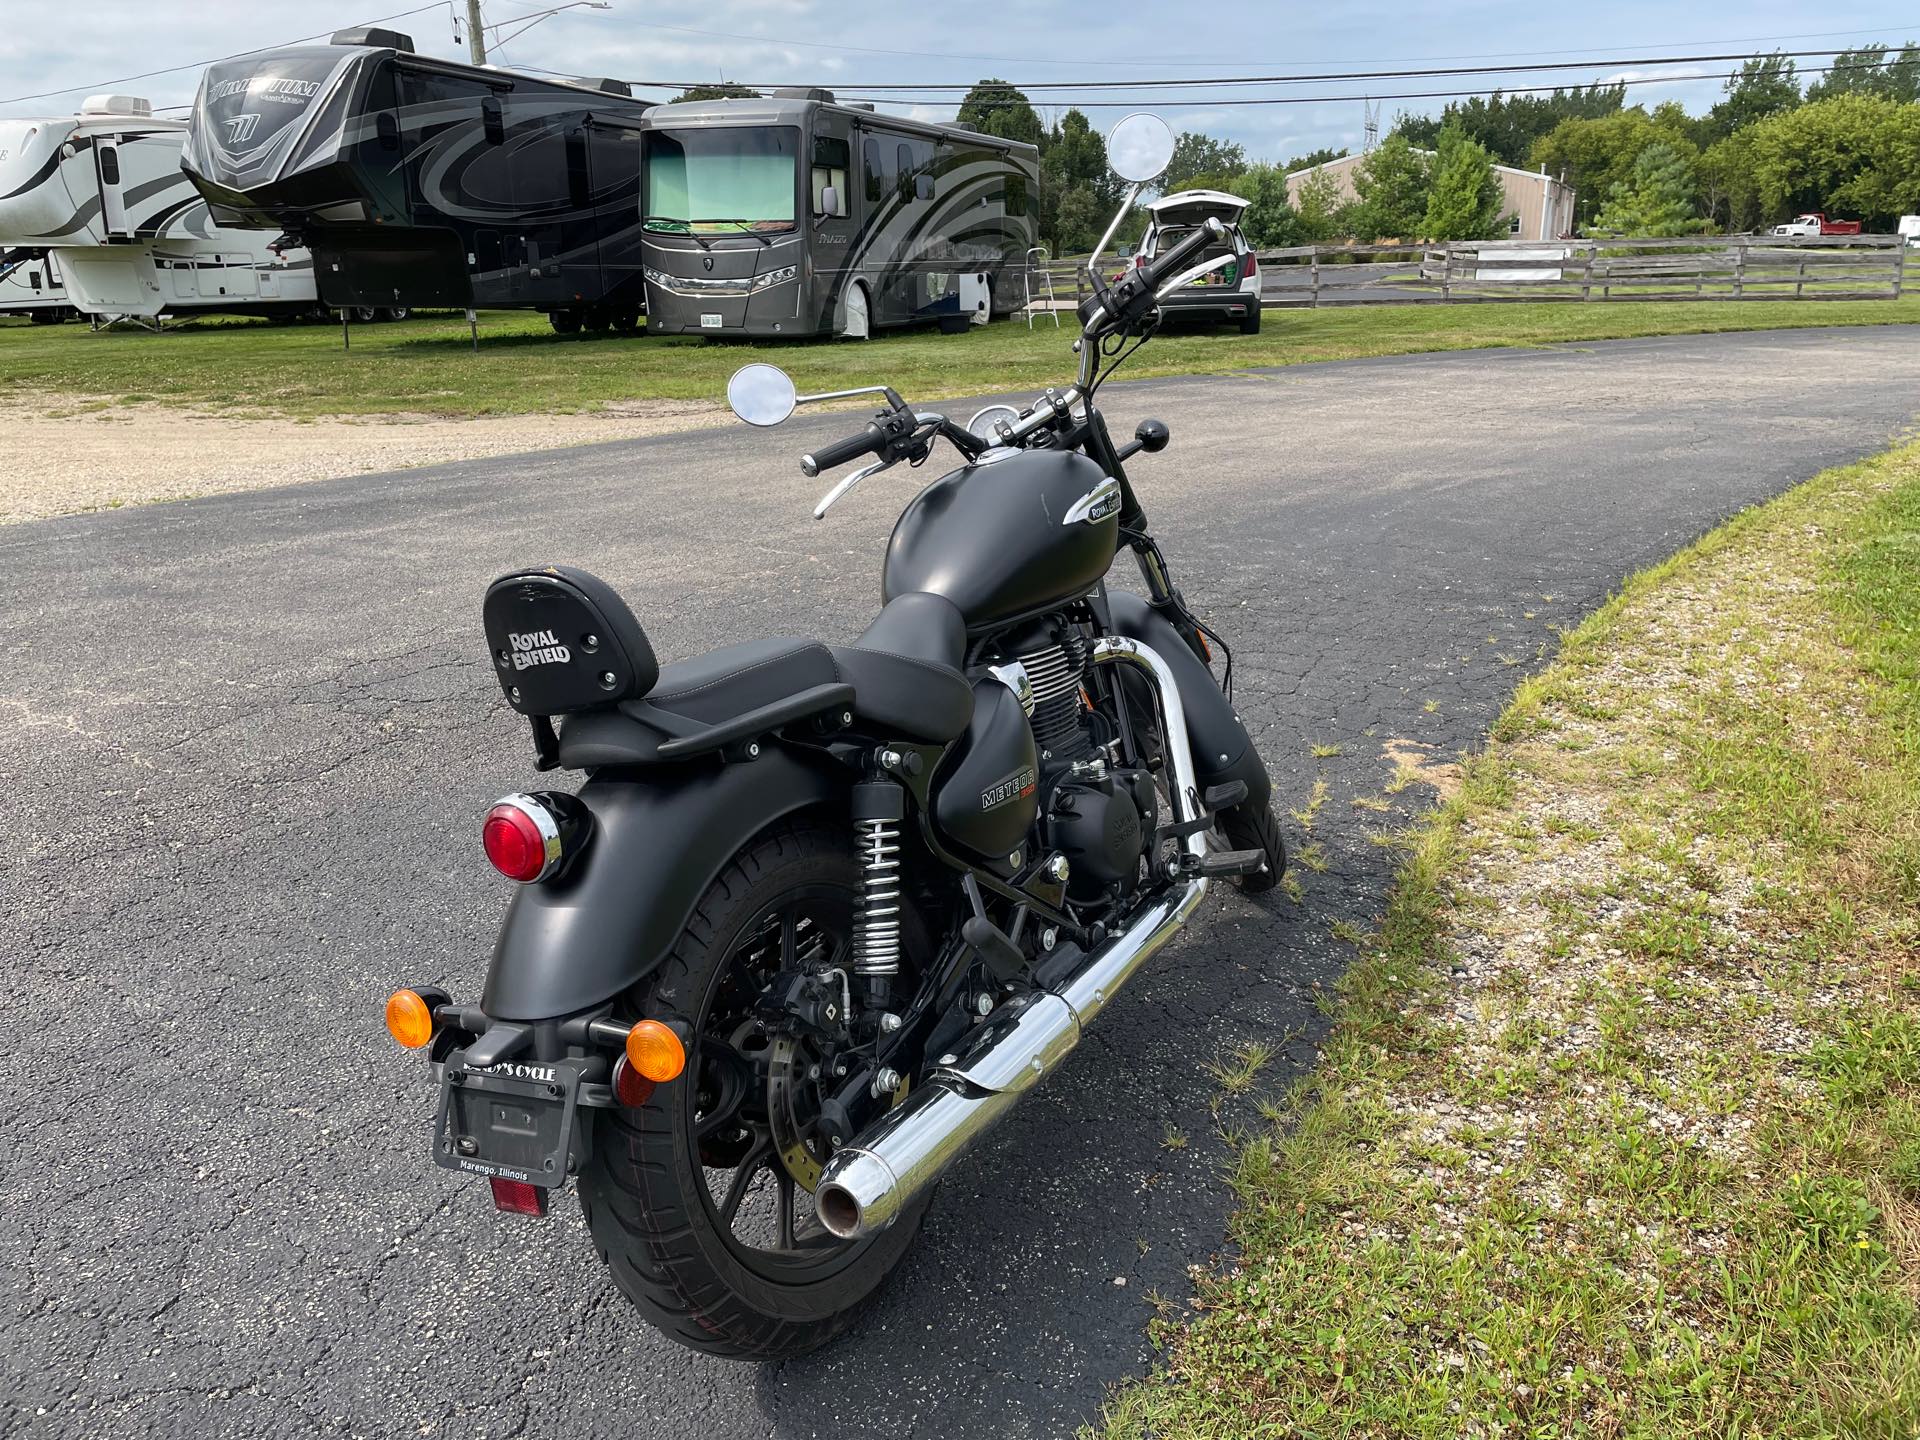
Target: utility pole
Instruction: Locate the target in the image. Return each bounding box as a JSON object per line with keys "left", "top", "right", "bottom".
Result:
{"left": 466, "top": 0, "right": 488, "bottom": 65}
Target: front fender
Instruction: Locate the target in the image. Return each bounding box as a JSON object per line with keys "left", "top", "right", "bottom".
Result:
{"left": 481, "top": 751, "right": 838, "bottom": 1021}
{"left": 1108, "top": 591, "right": 1271, "bottom": 816}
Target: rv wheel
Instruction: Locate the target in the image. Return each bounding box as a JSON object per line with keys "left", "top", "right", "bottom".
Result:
{"left": 353, "top": 305, "right": 380, "bottom": 323}
{"left": 610, "top": 307, "right": 641, "bottom": 334}
{"left": 549, "top": 310, "right": 582, "bottom": 336}
{"left": 381, "top": 307, "right": 411, "bottom": 323}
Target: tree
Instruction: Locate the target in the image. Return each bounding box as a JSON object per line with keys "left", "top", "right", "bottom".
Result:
{"left": 1588, "top": 142, "right": 1708, "bottom": 236}
{"left": 1808, "top": 43, "right": 1920, "bottom": 104}
{"left": 1161, "top": 132, "right": 1247, "bottom": 193}
{"left": 1702, "top": 53, "right": 1800, "bottom": 141}
{"left": 1395, "top": 84, "right": 1626, "bottom": 167}
{"left": 1348, "top": 134, "right": 1430, "bottom": 241}
{"left": 1736, "top": 93, "right": 1920, "bottom": 228}
{"left": 1293, "top": 167, "right": 1346, "bottom": 243}
{"left": 1531, "top": 109, "right": 1698, "bottom": 227}
{"left": 1039, "top": 109, "right": 1118, "bottom": 255}
{"left": 955, "top": 78, "right": 1043, "bottom": 146}
{"left": 1423, "top": 124, "right": 1507, "bottom": 240}
{"left": 672, "top": 84, "right": 759, "bottom": 102}
{"left": 1282, "top": 146, "right": 1348, "bottom": 175}
{"left": 1238, "top": 163, "right": 1300, "bottom": 248}
{"left": 1051, "top": 187, "right": 1104, "bottom": 255}
{"left": 1699, "top": 129, "right": 1764, "bottom": 231}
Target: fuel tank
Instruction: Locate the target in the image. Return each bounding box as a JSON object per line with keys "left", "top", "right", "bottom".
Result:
{"left": 883, "top": 450, "right": 1120, "bottom": 632}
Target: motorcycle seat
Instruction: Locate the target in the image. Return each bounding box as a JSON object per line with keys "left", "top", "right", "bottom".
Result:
{"left": 554, "top": 594, "right": 973, "bottom": 766}
{"left": 829, "top": 591, "right": 973, "bottom": 743}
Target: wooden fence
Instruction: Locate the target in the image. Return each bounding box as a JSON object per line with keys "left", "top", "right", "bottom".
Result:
{"left": 1024, "top": 234, "right": 1907, "bottom": 315}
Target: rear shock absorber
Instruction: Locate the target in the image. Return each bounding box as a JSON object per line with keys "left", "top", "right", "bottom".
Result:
{"left": 852, "top": 780, "right": 905, "bottom": 984}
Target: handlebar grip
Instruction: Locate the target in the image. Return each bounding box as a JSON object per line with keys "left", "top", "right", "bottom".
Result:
{"left": 1140, "top": 217, "right": 1224, "bottom": 293}
{"left": 801, "top": 423, "right": 886, "bottom": 478}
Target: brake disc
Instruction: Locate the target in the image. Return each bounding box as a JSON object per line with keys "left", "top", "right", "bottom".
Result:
{"left": 766, "top": 1034, "right": 829, "bottom": 1191}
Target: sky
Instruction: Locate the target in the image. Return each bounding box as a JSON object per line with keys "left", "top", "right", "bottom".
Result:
{"left": 3, "top": 0, "right": 1918, "bottom": 163}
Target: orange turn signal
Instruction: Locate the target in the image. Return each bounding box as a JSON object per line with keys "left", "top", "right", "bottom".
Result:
{"left": 385, "top": 988, "right": 435, "bottom": 1049}
{"left": 625, "top": 1019, "right": 686, "bottom": 1082}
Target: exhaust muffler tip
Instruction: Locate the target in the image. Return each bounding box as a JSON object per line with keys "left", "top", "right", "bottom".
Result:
{"left": 815, "top": 1148, "right": 900, "bottom": 1239}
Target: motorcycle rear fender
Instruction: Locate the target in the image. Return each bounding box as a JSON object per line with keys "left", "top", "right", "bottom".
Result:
{"left": 481, "top": 751, "right": 838, "bottom": 1021}
{"left": 1108, "top": 591, "right": 1272, "bottom": 816}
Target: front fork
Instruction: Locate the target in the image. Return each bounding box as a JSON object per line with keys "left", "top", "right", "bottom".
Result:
{"left": 1083, "top": 409, "right": 1214, "bottom": 666}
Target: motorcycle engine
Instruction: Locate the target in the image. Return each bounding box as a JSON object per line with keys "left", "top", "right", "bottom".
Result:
{"left": 995, "top": 616, "right": 1159, "bottom": 904}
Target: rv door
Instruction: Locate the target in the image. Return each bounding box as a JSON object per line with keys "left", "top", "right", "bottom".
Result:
{"left": 96, "top": 145, "right": 129, "bottom": 237}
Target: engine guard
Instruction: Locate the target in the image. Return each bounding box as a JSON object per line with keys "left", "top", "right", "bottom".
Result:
{"left": 1107, "top": 591, "right": 1271, "bottom": 816}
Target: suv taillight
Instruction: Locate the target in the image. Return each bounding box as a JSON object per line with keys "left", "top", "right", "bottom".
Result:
{"left": 1241, "top": 250, "right": 1257, "bottom": 277}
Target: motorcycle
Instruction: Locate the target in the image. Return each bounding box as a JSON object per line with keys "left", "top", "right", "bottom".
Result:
{"left": 384, "top": 113, "right": 1284, "bottom": 1360}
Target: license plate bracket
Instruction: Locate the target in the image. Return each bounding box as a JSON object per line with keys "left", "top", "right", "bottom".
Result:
{"left": 431, "top": 1052, "right": 584, "bottom": 1189}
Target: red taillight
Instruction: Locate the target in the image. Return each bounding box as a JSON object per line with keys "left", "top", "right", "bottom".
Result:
{"left": 1134, "top": 254, "right": 1146, "bottom": 269}
{"left": 612, "top": 1055, "right": 656, "bottom": 1108}
{"left": 482, "top": 795, "right": 561, "bottom": 882}
{"left": 1241, "top": 250, "right": 1258, "bottom": 277}
{"left": 489, "top": 1177, "right": 548, "bottom": 1216}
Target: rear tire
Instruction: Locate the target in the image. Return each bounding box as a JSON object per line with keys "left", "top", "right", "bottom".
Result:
{"left": 1239, "top": 306, "right": 1262, "bottom": 335}
{"left": 548, "top": 309, "right": 582, "bottom": 336}
{"left": 578, "top": 820, "right": 929, "bottom": 1359}
{"left": 1220, "top": 801, "right": 1285, "bottom": 892}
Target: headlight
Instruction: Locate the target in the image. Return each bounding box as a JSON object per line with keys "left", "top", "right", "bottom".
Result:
{"left": 751, "top": 266, "right": 798, "bottom": 291}
{"left": 642, "top": 266, "right": 669, "bottom": 285}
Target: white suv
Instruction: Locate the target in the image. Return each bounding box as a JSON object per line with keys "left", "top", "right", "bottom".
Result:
{"left": 1136, "top": 190, "right": 1261, "bottom": 334}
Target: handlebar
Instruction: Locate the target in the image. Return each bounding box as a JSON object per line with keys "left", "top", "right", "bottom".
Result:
{"left": 801, "top": 421, "right": 890, "bottom": 478}
{"left": 1139, "top": 216, "right": 1225, "bottom": 296}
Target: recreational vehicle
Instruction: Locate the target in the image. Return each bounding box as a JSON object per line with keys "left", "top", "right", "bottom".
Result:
{"left": 182, "top": 28, "right": 652, "bottom": 332}
{"left": 0, "top": 95, "right": 318, "bottom": 323}
{"left": 0, "top": 250, "right": 74, "bottom": 321}
{"left": 639, "top": 92, "right": 1039, "bottom": 338}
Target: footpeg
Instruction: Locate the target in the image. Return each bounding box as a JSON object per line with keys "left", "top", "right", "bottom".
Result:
{"left": 1194, "top": 847, "right": 1266, "bottom": 878}
{"left": 1202, "top": 780, "right": 1248, "bottom": 812}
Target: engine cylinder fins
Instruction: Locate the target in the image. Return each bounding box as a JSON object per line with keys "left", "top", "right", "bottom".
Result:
{"left": 1016, "top": 633, "right": 1095, "bottom": 762}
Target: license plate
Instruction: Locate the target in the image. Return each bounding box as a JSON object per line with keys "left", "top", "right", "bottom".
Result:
{"left": 700, "top": 312, "right": 723, "bottom": 329}
{"left": 432, "top": 1053, "right": 583, "bottom": 1189}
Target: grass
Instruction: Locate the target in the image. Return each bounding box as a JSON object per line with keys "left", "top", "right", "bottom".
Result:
{"left": 1094, "top": 440, "right": 1920, "bottom": 1438}
{"left": 1, "top": 293, "right": 1916, "bottom": 420}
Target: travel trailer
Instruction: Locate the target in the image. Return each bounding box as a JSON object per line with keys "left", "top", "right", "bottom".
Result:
{"left": 183, "top": 28, "right": 652, "bottom": 332}
{"left": 0, "top": 250, "right": 75, "bottom": 321}
{"left": 639, "top": 92, "right": 1039, "bottom": 338}
{"left": 0, "top": 95, "right": 319, "bottom": 323}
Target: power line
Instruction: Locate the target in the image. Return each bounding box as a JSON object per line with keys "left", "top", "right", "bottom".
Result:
{"left": 632, "top": 47, "right": 1882, "bottom": 94}
{"left": 581, "top": 18, "right": 1908, "bottom": 74}
{"left": 0, "top": 3, "right": 445, "bottom": 107}
{"left": 828, "top": 59, "right": 1886, "bottom": 112}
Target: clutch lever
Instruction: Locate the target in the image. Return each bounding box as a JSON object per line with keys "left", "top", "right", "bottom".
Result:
{"left": 813, "top": 456, "right": 893, "bottom": 520}
{"left": 1155, "top": 252, "right": 1238, "bottom": 302}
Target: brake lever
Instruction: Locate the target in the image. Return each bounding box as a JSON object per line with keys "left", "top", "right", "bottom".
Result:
{"left": 813, "top": 457, "right": 892, "bottom": 520}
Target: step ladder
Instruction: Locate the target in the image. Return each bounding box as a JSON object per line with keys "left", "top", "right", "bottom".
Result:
{"left": 1023, "top": 246, "right": 1060, "bottom": 329}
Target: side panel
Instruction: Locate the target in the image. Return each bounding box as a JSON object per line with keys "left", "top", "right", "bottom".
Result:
{"left": 481, "top": 751, "right": 839, "bottom": 1021}
{"left": 1107, "top": 591, "right": 1271, "bottom": 816}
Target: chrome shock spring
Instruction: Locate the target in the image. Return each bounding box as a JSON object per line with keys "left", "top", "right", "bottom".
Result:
{"left": 853, "top": 817, "right": 902, "bottom": 978}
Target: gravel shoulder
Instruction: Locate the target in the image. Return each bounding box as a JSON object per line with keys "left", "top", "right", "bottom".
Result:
{"left": 0, "top": 391, "right": 726, "bottom": 523}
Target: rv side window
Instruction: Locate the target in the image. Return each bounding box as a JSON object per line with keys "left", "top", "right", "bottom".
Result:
{"left": 862, "top": 138, "right": 883, "bottom": 204}
{"left": 811, "top": 136, "right": 849, "bottom": 216}
{"left": 915, "top": 150, "right": 937, "bottom": 203}
{"left": 895, "top": 143, "right": 913, "bottom": 203}
{"left": 1005, "top": 173, "right": 1028, "bottom": 217}
{"left": 481, "top": 97, "right": 505, "bottom": 145}
{"left": 98, "top": 146, "right": 120, "bottom": 184}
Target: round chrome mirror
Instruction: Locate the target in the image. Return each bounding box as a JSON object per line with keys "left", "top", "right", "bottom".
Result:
{"left": 1106, "top": 113, "right": 1176, "bottom": 184}
{"left": 966, "top": 404, "right": 1019, "bottom": 442}
{"left": 726, "top": 363, "right": 797, "bottom": 427}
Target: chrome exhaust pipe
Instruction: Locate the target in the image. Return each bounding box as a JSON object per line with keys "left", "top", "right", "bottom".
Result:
{"left": 815, "top": 638, "right": 1210, "bottom": 1241}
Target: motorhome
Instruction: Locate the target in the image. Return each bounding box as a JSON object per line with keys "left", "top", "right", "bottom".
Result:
{"left": 0, "top": 249, "right": 74, "bottom": 321}
{"left": 639, "top": 92, "right": 1039, "bottom": 338}
{"left": 182, "top": 28, "right": 652, "bottom": 332}
{"left": 0, "top": 95, "right": 318, "bottom": 323}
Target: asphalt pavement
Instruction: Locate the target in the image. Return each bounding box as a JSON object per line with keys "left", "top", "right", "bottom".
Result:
{"left": 5, "top": 326, "right": 1918, "bottom": 1439}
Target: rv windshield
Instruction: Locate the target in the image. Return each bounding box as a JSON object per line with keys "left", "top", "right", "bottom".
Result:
{"left": 643, "top": 127, "right": 797, "bottom": 235}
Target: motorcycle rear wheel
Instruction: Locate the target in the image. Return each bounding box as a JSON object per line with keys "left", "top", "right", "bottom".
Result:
{"left": 578, "top": 819, "right": 929, "bottom": 1359}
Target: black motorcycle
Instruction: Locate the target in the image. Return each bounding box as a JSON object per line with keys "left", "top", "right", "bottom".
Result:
{"left": 385, "top": 114, "right": 1284, "bottom": 1359}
